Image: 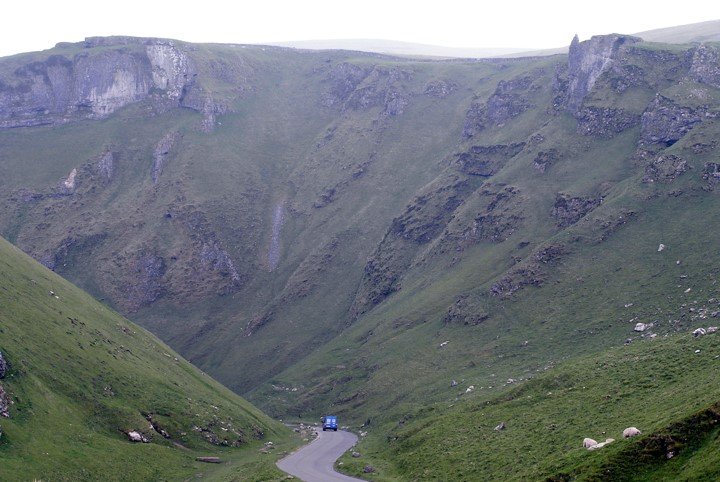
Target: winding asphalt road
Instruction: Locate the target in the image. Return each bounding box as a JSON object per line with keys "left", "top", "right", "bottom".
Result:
{"left": 277, "top": 429, "right": 365, "bottom": 481}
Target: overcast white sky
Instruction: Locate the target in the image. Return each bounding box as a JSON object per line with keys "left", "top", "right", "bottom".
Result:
{"left": 2, "top": 0, "right": 720, "bottom": 58}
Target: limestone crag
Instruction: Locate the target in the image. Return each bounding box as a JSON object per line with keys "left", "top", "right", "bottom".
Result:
{"left": 0, "top": 38, "right": 196, "bottom": 128}
{"left": 454, "top": 143, "right": 525, "bottom": 176}
{"left": 566, "top": 34, "right": 641, "bottom": 114}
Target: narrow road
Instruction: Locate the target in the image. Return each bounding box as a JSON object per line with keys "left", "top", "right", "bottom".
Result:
{"left": 277, "top": 429, "right": 365, "bottom": 482}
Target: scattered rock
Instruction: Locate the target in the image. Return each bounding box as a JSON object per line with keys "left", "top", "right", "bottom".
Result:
{"left": 693, "top": 328, "right": 707, "bottom": 337}
{"left": 622, "top": 427, "right": 641, "bottom": 438}
{"left": 352, "top": 451, "right": 362, "bottom": 458}
{"left": 439, "top": 341, "right": 449, "bottom": 348}
{"left": 707, "top": 326, "right": 718, "bottom": 333}
{"left": 532, "top": 150, "right": 558, "bottom": 173}
{"left": 495, "top": 422, "right": 506, "bottom": 431}
{"left": 465, "top": 385, "right": 475, "bottom": 393}
{"left": 450, "top": 379, "right": 458, "bottom": 387}
{"left": 658, "top": 244, "right": 666, "bottom": 252}
{"left": 634, "top": 323, "right": 648, "bottom": 332}
{"left": 363, "top": 465, "right": 375, "bottom": 474}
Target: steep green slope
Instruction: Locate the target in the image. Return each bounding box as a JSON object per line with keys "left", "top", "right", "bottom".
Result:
{"left": 338, "top": 330, "right": 720, "bottom": 480}
{"left": 0, "top": 236, "right": 289, "bottom": 481}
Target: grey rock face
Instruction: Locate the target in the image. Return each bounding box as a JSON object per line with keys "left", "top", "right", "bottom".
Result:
{"left": 0, "top": 38, "right": 196, "bottom": 128}
{"left": 566, "top": 34, "right": 641, "bottom": 114}
{"left": 690, "top": 43, "right": 720, "bottom": 88}
{"left": 640, "top": 95, "right": 703, "bottom": 147}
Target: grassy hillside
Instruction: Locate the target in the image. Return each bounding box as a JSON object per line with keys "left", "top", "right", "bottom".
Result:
{"left": 0, "top": 236, "right": 292, "bottom": 481}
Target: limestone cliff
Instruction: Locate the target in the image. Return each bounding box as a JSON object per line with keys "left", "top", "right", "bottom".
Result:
{"left": 566, "top": 34, "right": 641, "bottom": 113}
{"left": 0, "top": 37, "right": 196, "bottom": 128}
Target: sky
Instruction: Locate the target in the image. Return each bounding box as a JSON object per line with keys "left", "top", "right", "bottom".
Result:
{"left": 2, "top": 0, "right": 720, "bottom": 58}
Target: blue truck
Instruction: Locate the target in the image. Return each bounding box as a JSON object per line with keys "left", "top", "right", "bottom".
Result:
{"left": 321, "top": 415, "right": 338, "bottom": 431}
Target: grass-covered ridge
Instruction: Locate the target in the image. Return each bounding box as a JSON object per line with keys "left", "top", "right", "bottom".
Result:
{"left": 0, "top": 236, "right": 292, "bottom": 481}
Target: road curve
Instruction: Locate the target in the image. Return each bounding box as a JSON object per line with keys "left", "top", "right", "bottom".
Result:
{"left": 277, "top": 429, "right": 365, "bottom": 482}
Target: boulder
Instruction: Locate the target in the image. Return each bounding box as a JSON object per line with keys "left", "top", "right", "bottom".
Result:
{"left": 494, "top": 422, "right": 506, "bottom": 431}
{"left": 634, "top": 323, "right": 648, "bottom": 332}
{"left": 352, "top": 451, "right": 362, "bottom": 458}
{"left": 623, "top": 427, "right": 641, "bottom": 438}
{"left": 693, "top": 328, "right": 707, "bottom": 337}
{"left": 126, "top": 430, "right": 149, "bottom": 443}
{"left": 707, "top": 326, "right": 718, "bottom": 334}
{"left": 363, "top": 465, "right": 375, "bottom": 473}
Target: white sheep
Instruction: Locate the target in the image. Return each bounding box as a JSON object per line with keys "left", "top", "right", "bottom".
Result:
{"left": 623, "top": 427, "right": 641, "bottom": 438}
{"left": 583, "top": 438, "right": 598, "bottom": 448}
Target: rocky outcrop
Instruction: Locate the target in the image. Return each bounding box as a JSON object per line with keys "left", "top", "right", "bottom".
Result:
{"left": 353, "top": 175, "right": 475, "bottom": 315}
{"left": 552, "top": 193, "right": 602, "bottom": 228}
{"left": 690, "top": 43, "right": 720, "bottom": 88}
{"left": 438, "top": 184, "right": 523, "bottom": 252}
{"left": 533, "top": 150, "right": 558, "bottom": 173}
{"left": 424, "top": 79, "right": 456, "bottom": 98}
{"left": 453, "top": 143, "right": 525, "bottom": 177}
{"left": 0, "top": 383, "right": 10, "bottom": 418}
{"left": 575, "top": 107, "right": 640, "bottom": 138}
{"left": 97, "top": 150, "right": 116, "bottom": 181}
{"left": 59, "top": 168, "right": 78, "bottom": 194}
{"left": 463, "top": 71, "right": 544, "bottom": 138}
{"left": 0, "top": 352, "right": 8, "bottom": 379}
{"left": 641, "top": 155, "right": 689, "bottom": 183}
{"left": 152, "top": 131, "right": 180, "bottom": 184}
{"left": 322, "top": 62, "right": 413, "bottom": 116}
{"left": 122, "top": 251, "right": 167, "bottom": 310}
{"left": 491, "top": 244, "right": 567, "bottom": 297}
{"left": 640, "top": 95, "right": 703, "bottom": 147}
{"left": 702, "top": 162, "right": 720, "bottom": 190}
{"left": 566, "top": 34, "right": 641, "bottom": 114}
{"left": 0, "top": 38, "right": 197, "bottom": 128}
{"left": 443, "top": 295, "right": 489, "bottom": 326}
